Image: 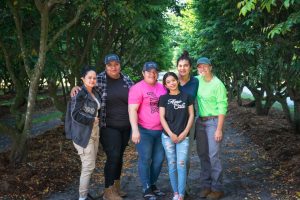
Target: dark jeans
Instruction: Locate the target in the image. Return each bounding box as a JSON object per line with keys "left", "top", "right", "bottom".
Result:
{"left": 100, "top": 126, "right": 131, "bottom": 188}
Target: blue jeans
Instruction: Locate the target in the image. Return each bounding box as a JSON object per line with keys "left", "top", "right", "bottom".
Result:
{"left": 162, "top": 134, "right": 189, "bottom": 196}
{"left": 136, "top": 126, "right": 165, "bottom": 191}
{"left": 195, "top": 117, "right": 223, "bottom": 191}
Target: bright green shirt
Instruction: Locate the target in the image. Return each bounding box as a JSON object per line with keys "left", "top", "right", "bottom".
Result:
{"left": 196, "top": 75, "right": 228, "bottom": 117}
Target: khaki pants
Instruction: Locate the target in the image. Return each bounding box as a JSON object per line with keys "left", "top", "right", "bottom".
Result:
{"left": 74, "top": 125, "right": 99, "bottom": 199}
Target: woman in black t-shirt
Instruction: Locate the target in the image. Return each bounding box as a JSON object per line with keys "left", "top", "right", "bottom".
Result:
{"left": 159, "top": 72, "right": 194, "bottom": 200}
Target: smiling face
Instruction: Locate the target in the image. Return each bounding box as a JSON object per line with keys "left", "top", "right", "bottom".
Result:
{"left": 197, "top": 63, "right": 212, "bottom": 77}
{"left": 177, "top": 59, "right": 191, "bottom": 78}
{"left": 105, "top": 61, "right": 121, "bottom": 79}
{"left": 142, "top": 68, "right": 158, "bottom": 85}
{"left": 164, "top": 75, "right": 179, "bottom": 92}
{"left": 81, "top": 70, "right": 97, "bottom": 89}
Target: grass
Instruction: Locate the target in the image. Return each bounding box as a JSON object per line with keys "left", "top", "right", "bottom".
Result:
{"left": 32, "top": 111, "right": 62, "bottom": 124}
{"left": 241, "top": 92, "right": 255, "bottom": 101}
{"left": 0, "top": 99, "right": 13, "bottom": 106}
{"left": 240, "top": 92, "right": 294, "bottom": 115}
{"left": 0, "top": 90, "right": 64, "bottom": 106}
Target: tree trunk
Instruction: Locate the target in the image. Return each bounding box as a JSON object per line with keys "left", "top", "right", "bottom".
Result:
{"left": 10, "top": 2, "right": 49, "bottom": 164}
{"left": 59, "top": 71, "right": 67, "bottom": 105}
{"left": 254, "top": 96, "right": 264, "bottom": 115}
{"left": 294, "top": 101, "right": 300, "bottom": 134}
{"left": 277, "top": 98, "right": 292, "bottom": 123}
{"left": 236, "top": 85, "right": 243, "bottom": 106}
{"left": 248, "top": 87, "right": 265, "bottom": 115}
{"left": 264, "top": 98, "right": 274, "bottom": 115}
{"left": 287, "top": 83, "right": 300, "bottom": 134}
{"left": 47, "top": 79, "right": 66, "bottom": 113}
{"left": 227, "top": 83, "right": 234, "bottom": 101}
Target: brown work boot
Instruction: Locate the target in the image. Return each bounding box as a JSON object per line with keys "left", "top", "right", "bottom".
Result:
{"left": 199, "top": 188, "right": 211, "bottom": 198}
{"left": 207, "top": 191, "right": 224, "bottom": 200}
{"left": 113, "top": 180, "right": 127, "bottom": 197}
{"left": 103, "top": 186, "right": 123, "bottom": 200}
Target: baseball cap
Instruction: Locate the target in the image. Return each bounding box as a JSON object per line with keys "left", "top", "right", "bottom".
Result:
{"left": 104, "top": 54, "right": 120, "bottom": 64}
{"left": 143, "top": 61, "right": 159, "bottom": 72}
{"left": 196, "top": 57, "right": 211, "bottom": 65}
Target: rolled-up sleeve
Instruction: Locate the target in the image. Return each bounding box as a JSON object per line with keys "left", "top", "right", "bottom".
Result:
{"left": 216, "top": 83, "right": 228, "bottom": 115}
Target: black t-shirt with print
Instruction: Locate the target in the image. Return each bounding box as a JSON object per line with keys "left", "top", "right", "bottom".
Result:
{"left": 159, "top": 92, "right": 193, "bottom": 136}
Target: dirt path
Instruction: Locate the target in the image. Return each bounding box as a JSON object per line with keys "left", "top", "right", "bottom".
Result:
{"left": 46, "top": 120, "right": 295, "bottom": 200}
{"left": 0, "top": 107, "right": 62, "bottom": 152}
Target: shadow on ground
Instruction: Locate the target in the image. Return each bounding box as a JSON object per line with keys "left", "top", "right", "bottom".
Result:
{"left": 46, "top": 121, "right": 296, "bottom": 200}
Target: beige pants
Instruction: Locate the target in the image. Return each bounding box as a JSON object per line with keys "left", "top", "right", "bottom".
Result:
{"left": 73, "top": 125, "right": 99, "bottom": 199}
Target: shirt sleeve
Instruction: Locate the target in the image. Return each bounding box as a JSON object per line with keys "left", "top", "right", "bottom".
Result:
{"left": 128, "top": 84, "right": 142, "bottom": 104}
{"left": 216, "top": 82, "right": 228, "bottom": 115}
{"left": 159, "top": 95, "right": 166, "bottom": 107}
{"left": 187, "top": 94, "right": 194, "bottom": 106}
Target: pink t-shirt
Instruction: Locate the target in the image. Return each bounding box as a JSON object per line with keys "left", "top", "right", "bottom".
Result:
{"left": 128, "top": 80, "right": 167, "bottom": 130}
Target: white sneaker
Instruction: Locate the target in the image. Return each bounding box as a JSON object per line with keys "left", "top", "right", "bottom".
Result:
{"left": 172, "top": 194, "right": 179, "bottom": 200}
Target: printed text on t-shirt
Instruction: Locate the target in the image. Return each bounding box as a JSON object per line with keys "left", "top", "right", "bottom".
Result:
{"left": 167, "top": 99, "right": 186, "bottom": 109}
{"left": 147, "top": 92, "right": 159, "bottom": 113}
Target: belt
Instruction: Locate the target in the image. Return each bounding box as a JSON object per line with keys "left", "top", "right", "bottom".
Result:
{"left": 200, "top": 116, "right": 218, "bottom": 121}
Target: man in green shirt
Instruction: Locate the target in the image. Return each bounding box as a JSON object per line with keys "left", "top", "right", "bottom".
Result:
{"left": 195, "top": 57, "right": 228, "bottom": 200}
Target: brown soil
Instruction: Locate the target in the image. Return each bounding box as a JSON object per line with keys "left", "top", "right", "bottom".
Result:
{"left": 227, "top": 102, "right": 300, "bottom": 187}
{"left": 0, "top": 126, "right": 137, "bottom": 199}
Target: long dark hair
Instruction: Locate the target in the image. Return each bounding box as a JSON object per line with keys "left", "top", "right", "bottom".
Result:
{"left": 176, "top": 50, "right": 192, "bottom": 67}
{"left": 162, "top": 72, "right": 179, "bottom": 86}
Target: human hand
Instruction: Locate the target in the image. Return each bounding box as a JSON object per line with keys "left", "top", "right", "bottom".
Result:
{"left": 177, "top": 132, "right": 187, "bottom": 142}
{"left": 131, "top": 130, "right": 141, "bottom": 144}
{"left": 170, "top": 133, "right": 178, "bottom": 143}
{"left": 94, "top": 117, "right": 99, "bottom": 125}
{"left": 70, "top": 86, "right": 81, "bottom": 97}
{"left": 214, "top": 129, "right": 223, "bottom": 142}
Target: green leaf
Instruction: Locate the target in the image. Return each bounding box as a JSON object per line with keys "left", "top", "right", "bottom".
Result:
{"left": 283, "top": 0, "right": 290, "bottom": 8}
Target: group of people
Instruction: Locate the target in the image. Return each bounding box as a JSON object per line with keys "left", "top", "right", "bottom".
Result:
{"left": 67, "top": 51, "right": 228, "bottom": 200}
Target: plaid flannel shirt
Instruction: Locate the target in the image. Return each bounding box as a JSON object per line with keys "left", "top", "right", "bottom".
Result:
{"left": 96, "top": 71, "right": 134, "bottom": 127}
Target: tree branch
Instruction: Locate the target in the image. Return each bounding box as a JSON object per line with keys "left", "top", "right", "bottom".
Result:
{"left": 8, "top": 0, "right": 31, "bottom": 77}
{"left": 0, "top": 38, "right": 17, "bottom": 86}
{"left": 47, "top": 0, "right": 66, "bottom": 9}
{"left": 47, "top": 0, "right": 89, "bottom": 51}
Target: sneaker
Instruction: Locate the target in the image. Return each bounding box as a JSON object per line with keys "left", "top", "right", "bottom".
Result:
{"left": 151, "top": 185, "right": 165, "bottom": 196}
{"left": 144, "top": 188, "right": 157, "bottom": 200}
{"left": 199, "top": 188, "right": 211, "bottom": 198}
{"left": 172, "top": 193, "right": 179, "bottom": 200}
{"left": 206, "top": 191, "right": 224, "bottom": 200}
{"left": 178, "top": 195, "right": 184, "bottom": 200}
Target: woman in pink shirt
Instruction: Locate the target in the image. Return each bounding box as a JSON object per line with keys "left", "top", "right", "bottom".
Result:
{"left": 128, "top": 61, "right": 167, "bottom": 200}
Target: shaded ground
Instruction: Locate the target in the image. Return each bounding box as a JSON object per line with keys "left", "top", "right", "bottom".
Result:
{"left": 0, "top": 102, "right": 299, "bottom": 199}
{"left": 0, "top": 97, "right": 62, "bottom": 152}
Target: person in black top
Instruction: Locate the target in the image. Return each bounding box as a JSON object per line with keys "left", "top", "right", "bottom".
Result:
{"left": 71, "top": 54, "right": 134, "bottom": 200}
{"left": 159, "top": 72, "right": 194, "bottom": 200}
